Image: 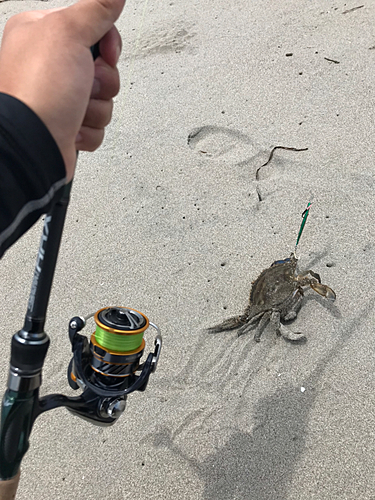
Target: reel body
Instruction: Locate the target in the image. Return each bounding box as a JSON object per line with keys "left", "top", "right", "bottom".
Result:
{"left": 62, "top": 306, "right": 162, "bottom": 425}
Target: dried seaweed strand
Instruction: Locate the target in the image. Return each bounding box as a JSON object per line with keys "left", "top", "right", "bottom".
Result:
{"left": 255, "top": 146, "right": 308, "bottom": 202}
{"left": 324, "top": 57, "right": 340, "bottom": 64}
{"left": 256, "top": 146, "right": 308, "bottom": 181}
{"left": 342, "top": 5, "right": 364, "bottom": 14}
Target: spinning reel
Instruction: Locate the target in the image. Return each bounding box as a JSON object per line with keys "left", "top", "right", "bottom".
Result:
{"left": 62, "top": 306, "right": 162, "bottom": 425}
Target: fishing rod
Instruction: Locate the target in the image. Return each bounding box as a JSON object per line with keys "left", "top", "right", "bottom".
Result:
{"left": 0, "top": 43, "right": 162, "bottom": 484}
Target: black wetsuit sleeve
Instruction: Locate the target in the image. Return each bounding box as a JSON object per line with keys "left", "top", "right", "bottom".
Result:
{"left": 0, "top": 93, "right": 66, "bottom": 258}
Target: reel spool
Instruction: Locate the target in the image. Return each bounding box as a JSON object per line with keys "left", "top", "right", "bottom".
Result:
{"left": 90, "top": 307, "right": 148, "bottom": 384}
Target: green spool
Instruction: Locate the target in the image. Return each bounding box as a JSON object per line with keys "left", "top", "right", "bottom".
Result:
{"left": 95, "top": 325, "right": 144, "bottom": 352}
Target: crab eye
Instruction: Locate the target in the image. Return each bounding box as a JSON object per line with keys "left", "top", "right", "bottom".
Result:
{"left": 271, "top": 257, "right": 291, "bottom": 267}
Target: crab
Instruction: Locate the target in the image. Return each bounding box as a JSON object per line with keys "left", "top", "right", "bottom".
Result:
{"left": 207, "top": 253, "right": 336, "bottom": 342}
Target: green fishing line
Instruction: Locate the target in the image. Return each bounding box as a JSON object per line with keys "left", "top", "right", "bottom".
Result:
{"left": 295, "top": 202, "right": 312, "bottom": 252}
{"left": 95, "top": 325, "right": 144, "bottom": 352}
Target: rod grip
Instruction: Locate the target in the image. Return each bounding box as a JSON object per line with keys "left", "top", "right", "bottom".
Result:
{"left": 0, "top": 470, "right": 20, "bottom": 500}
{"left": 0, "top": 390, "right": 38, "bottom": 480}
{"left": 91, "top": 42, "right": 100, "bottom": 59}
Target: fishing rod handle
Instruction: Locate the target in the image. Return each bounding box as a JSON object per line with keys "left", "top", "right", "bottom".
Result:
{"left": 0, "top": 470, "right": 20, "bottom": 500}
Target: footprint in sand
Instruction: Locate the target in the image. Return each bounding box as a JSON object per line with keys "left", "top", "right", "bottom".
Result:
{"left": 187, "top": 125, "right": 261, "bottom": 167}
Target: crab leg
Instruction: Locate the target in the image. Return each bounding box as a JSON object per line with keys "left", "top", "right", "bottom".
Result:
{"left": 237, "top": 311, "right": 264, "bottom": 337}
{"left": 295, "top": 270, "right": 321, "bottom": 284}
{"left": 253, "top": 311, "right": 271, "bottom": 342}
{"left": 278, "top": 323, "right": 306, "bottom": 341}
{"left": 283, "top": 288, "right": 303, "bottom": 321}
{"left": 270, "top": 310, "right": 306, "bottom": 342}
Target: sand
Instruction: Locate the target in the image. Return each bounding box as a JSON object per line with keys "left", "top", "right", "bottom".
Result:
{"left": 0, "top": 0, "right": 375, "bottom": 498}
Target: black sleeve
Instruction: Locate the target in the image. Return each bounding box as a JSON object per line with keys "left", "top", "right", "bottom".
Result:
{"left": 0, "top": 93, "right": 66, "bottom": 258}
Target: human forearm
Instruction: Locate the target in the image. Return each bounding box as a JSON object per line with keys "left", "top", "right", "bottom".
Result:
{"left": 0, "top": 93, "right": 66, "bottom": 258}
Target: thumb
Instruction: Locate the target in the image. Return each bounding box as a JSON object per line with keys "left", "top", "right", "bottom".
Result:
{"left": 61, "top": 0, "right": 126, "bottom": 47}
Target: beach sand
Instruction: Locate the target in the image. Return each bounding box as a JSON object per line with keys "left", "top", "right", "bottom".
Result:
{"left": 0, "top": 0, "right": 374, "bottom": 498}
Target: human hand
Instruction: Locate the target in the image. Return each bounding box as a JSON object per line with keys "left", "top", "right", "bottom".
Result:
{"left": 0, "top": 0, "right": 125, "bottom": 181}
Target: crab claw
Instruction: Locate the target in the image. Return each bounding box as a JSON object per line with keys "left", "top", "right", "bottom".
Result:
{"left": 310, "top": 282, "right": 336, "bottom": 301}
